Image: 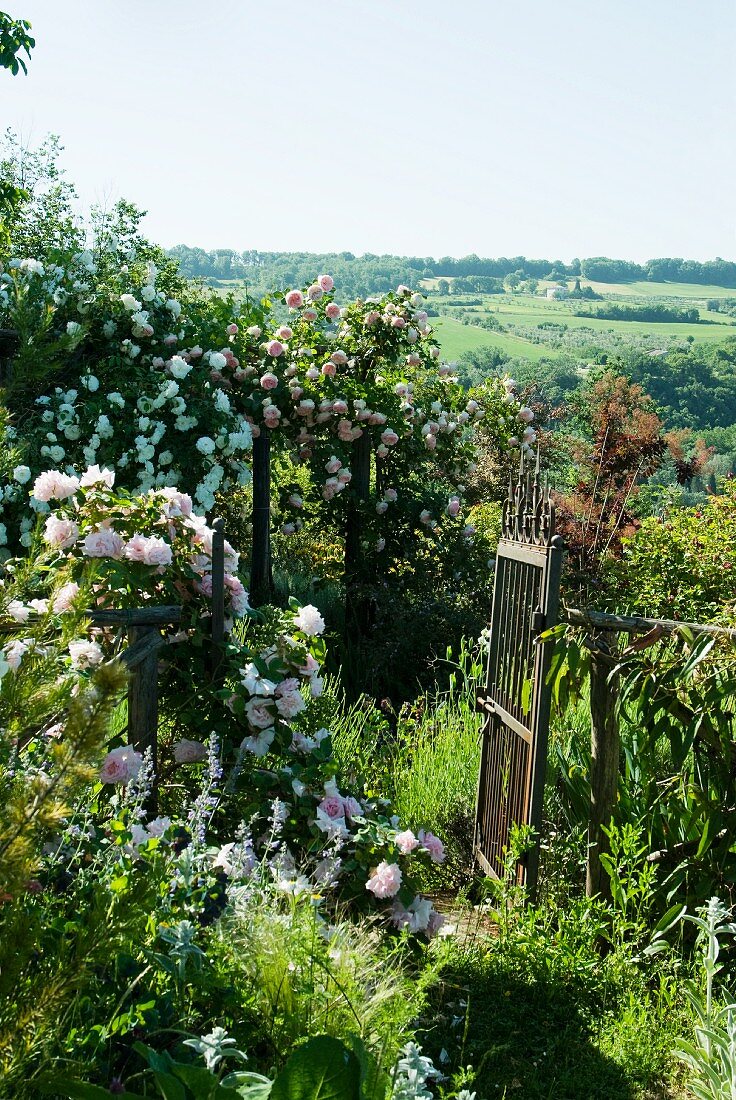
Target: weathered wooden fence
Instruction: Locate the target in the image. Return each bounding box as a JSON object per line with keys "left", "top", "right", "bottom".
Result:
{"left": 562, "top": 607, "right": 736, "bottom": 900}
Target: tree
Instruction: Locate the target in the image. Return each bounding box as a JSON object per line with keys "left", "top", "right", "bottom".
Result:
{"left": 0, "top": 9, "right": 34, "bottom": 74}
{"left": 555, "top": 371, "right": 666, "bottom": 594}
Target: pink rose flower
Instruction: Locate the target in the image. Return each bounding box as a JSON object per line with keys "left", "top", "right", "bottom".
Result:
{"left": 82, "top": 527, "right": 124, "bottom": 558}
{"left": 343, "top": 796, "right": 362, "bottom": 818}
{"left": 142, "top": 536, "right": 173, "bottom": 568}
{"left": 224, "top": 573, "right": 250, "bottom": 615}
{"left": 419, "top": 829, "right": 445, "bottom": 863}
{"left": 245, "top": 698, "right": 275, "bottom": 729}
{"left": 32, "top": 471, "right": 80, "bottom": 502}
{"left": 318, "top": 795, "right": 345, "bottom": 819}
{"left": 266, "top": 340, "right": 284, "bottom": 358}
{"left": 307, "top": 284, "right": 324, "bottom": 301}
{"left": 325, "top": 303, "right": 340, "bottom": 321}
{"left": 296, "top": 656, "right": 319, "bottom": 681}
{"left": 390, "top": 316, "right": 406, "bottom": 329}
{"left": 395, "top": 829, "right": 419, "bottom": 854}
{"left": 276, "top": 325, "right": 293, "bottom": 341}
{"left": 381, "top": 429, "right": 399, "bottom": 446}
{"left": 518, "top": 406, "right": 534, "bottom": 424}
{"left": 365, "top": 861, "right": 402, "bottom": 899}
{"left": 384, "top": 488, "right": 397, "bottom": 502}
{"left": 123, "top": 533, "right": 148, "bottom": 562}
{"left": 332, "top": 399, "right": 348, "bottom": 414}
{"left": 318, "top": 274, "right": 334, "bottom": 292}
{"left": 100, "top": 745, "right": 142, "bottom": 785}
{"left": 261, "top": 372, "right": 279, "bottom": 389}
{"left": 285, "top": 289, "right": 304, "bottom": 309}
{"left": 330, "top": 350, "right": 348, "bottom": 366}
{"left": 447, "top": 497, "right": 461, "bottom": 518}
{"left": 325, "top": 456, "right": 342, "bottom": 474}
{"left": 52, "top": 581, "right": 79, "bottom": 613}
{"left": 159, "top": 488, "right": 193, "bottom": 517}
{"left": 174, "top": 738, "right": 208, "bottom": 763}
{"left": 321, "top": 362, "right": 337, "bottom": 378}
{"left": 43, "top": 515, "right": 79, "bottom": 549}
{"left": 226, "top": 323, "right": 239, "bottom": 335}
{"left": 303, "top": 308, "right": 317, "bottom": 321}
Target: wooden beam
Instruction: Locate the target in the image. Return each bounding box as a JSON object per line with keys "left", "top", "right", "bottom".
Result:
{"left": 564, "top": 607, "right": 736, "bottom": 640}
{"left": 89, "top": 606, "right": 182, "bottom": 627}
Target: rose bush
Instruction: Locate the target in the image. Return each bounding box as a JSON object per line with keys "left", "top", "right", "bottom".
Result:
{"left": 2, "top": 468, "right": 447, "bottom": 931}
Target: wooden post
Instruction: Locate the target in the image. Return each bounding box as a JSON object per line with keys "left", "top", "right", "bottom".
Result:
{"left": 210, "top": 517, "right": 225, "bottom": 682}
{"left": 0, "top": 328, "right": 18, "bottom": 385}
{"left": 586, "top": 630, "right": 620, "bottom": 900}
{"left": 127, "top": 625, "right": 159, "bottom": 813}
{"left": 250, "top": 428, "right": 271, "bottom": 607}
{"left": 344, "top": 430, "right": 372, "bottom": 635}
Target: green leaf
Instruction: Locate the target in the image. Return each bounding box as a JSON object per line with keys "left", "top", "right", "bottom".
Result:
{"left": 270, "top": 1037, "right": 360, "bottom": 1100}
{"left": 152, "top": 1072, "right": 187, "bottom": 1100}
{"left": 221, "top": 1071, "right": 273, "bottom": 1098}
{"left": 653, "top": 903, "right": 687, "bottom": 935}
{"left": 39, "top": 1082, "right": 147, "bottom": 1099}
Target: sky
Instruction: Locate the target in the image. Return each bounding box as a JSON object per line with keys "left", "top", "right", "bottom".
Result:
{"left": 4, "top": 0, "right": 736, "bottom": 262}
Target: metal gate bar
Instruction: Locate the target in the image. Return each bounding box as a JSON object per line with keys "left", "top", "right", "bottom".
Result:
{"left": 475, "top": 450, "right": 564, "bottom": 891}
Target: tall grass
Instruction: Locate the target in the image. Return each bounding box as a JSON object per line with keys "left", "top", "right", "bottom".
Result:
{"left": 330, "top": 642, "right": 483, "bottom": 884}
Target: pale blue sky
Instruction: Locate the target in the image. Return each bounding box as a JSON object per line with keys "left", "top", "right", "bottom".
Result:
{"left": 4, "top": 0, "right": 735, "bottom": 261}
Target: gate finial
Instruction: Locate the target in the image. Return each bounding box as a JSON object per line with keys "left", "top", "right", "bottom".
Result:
{"left": 501, "top": 445, "right": 556, "bottom": 545}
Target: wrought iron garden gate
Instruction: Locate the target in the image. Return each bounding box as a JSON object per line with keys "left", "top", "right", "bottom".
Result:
{"left": 474, "top": 452, "right": 564, "bottom": 891}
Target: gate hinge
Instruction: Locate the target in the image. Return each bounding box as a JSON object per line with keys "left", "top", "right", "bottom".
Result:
{"left": 532, "top": 608, "right": 546, "bottom": 634}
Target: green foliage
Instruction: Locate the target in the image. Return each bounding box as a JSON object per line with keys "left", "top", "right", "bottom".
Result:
{"left": 606, "top": 480, "right": 736, "bottom": 622}
{"left": 0, "top": 9, "right": 34, "bottom": 75}
{"left": 576, "top": 302, "right": 702, "bottom": 324}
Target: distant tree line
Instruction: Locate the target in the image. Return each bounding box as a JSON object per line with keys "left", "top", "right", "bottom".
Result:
{"left": 574, "top": 303, "right": 702, "bottom": 324}
{"left": 166, "top": 245, "right": 736, "bottom": 294}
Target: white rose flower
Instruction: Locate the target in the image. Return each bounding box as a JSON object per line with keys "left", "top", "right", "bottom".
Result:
{"left": 120, "top": 293, "right": 141, "bottom": 311}
{"left": 165, "top": 298, "right": 181, "bottom": 318}
{"left": 141, "top": 285, "right": 156, "bottom": 301}
{"left": 169, "top": 356, "right": 192, "bottom": 380}
{"left": 13, "top": 465, "right": 31, "bottom": 484}
{"left": 196, "top": 436, "right": 216, "bottom": 455}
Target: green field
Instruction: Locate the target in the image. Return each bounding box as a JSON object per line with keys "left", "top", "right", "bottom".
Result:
{"left": 427, "top": 287, "right": 736, "bottom": 363}
{"left": 429, "top": 316, "right": 551, "bottom": 362}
